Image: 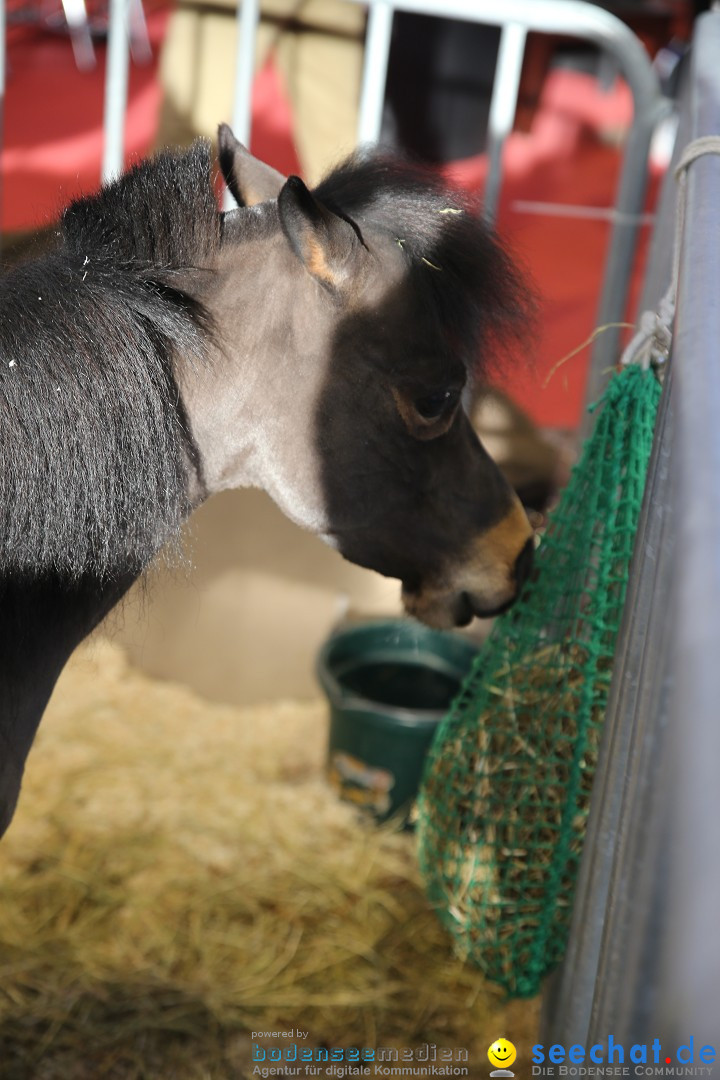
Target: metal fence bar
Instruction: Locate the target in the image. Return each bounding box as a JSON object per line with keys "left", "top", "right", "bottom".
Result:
{"left": 357, "top": 0, "right": 394, "bottom": 147}
{"left": 0, "top": 0, "right": 5, "bottom": 247}
{"left": 484, "top": 22, "right": 527, "bottom": 224}
{"left": 581, "top": 91, "right": 670, "bottom": 423}
{"left": 0, "top": 0, "right": 5, "bottom": 113}
{"left": 582, "top": 406, "right": 675, "bottom": 1037}
{"left": 60, "top": 0, "right": 95, "bottom": 72}
{"left": 102, "top": 0, "right": 131, "bottom": 183}
{"left": 231, "top": 0, "right": 261, "bottom": 147}
{"left": 658, "top": 10, "right": 720, "bottom": 1043}
{"left": 224, "top": 0, "right": 261, "bottom": 208}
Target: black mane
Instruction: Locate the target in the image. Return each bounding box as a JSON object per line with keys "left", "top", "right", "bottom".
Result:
{"left": 62, "top": 140, "right": 220, "bottom": 268}
{"left": 314, "top": 153, "right": 533, "bottom": 375}
{"left": 0, "top": 141, "right": 221, "bottom": 581}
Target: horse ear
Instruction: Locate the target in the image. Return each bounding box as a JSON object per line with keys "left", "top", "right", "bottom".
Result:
{"left": 217, "top": 123, "right": 286, "bottom": 207}
{"left": 277, "top": 175, "right": 359, "bottom": 291}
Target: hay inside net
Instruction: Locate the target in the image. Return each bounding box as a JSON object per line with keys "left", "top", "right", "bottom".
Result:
{"left": 417, "top": 363, "right": 662, "bottom": 999}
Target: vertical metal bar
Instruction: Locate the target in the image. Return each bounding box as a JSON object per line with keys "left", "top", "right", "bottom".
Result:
{"left": 0, "top": 0, "right": 5, "bottom": 110}
{"left": 484, "top": 21, "right": 526, "bottom": 224}
{"left": 128, "top": 0, "right": 152, "bottom": 67}
{"left": 357, "top": 0, "right": 394, "bottom": 146}
{"left": 0, "top": 0, "right": 5, "bottom": 249}
{"left": 581, "top": 94, "right": 670, "bottom": 427}
{"left": 658, "top": 11, "right": 720, "bottom": 1043}
{"left": 224, "top": 0, "right": 261, "bottom": 209}
{"left": 102, "top": 0, "right": 131, "bottom": 183}
{"left": 583, "top": 384, "right": 675, "bottom": 1036}
{"left": 231, "top": 0, "right": 260, "bottom": 146}
{"left": 60, "top": 0, "right": 96, "bottom": 72}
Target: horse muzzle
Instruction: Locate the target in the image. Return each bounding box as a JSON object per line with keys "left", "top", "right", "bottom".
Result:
{"left": 402, "top": 504, "right": 535, "bottom": 629}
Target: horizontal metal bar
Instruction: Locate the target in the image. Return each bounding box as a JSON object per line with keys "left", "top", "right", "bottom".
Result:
{"left": 512, "top": 200, "right": 655, "bottom": 225}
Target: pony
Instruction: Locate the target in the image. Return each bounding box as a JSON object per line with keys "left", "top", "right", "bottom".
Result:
{"left": 0, "top": 126, "right": 534, "bottom": 837}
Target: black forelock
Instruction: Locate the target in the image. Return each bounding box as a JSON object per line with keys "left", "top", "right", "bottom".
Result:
{"left": 313, "top": 151, "right": 534, "bottom": 376}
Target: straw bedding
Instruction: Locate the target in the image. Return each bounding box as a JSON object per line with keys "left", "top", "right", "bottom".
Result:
{"left": 0, "top": 640, "right": 538, "bottom": 1080}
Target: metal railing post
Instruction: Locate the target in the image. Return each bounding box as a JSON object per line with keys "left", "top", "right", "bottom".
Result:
{"left": 658, "top": 11, "right": 720, "bottom": 1042}
{"left": 102, "top": 0, "right": 131, "bottom": 183}
{"left": 484, "top": 21, "right": 527, "bottom": 224}
{"left": 231, "top": 0, "right": 261, "bottom": 147}
{"left": 223, "top": 0, "right": 261, "bottom": 208}
{"left": 0, "top": 0, "right": 5, "bottom": 248}
{"left": 357, "top": 0, "right": 394, "bottom": 147}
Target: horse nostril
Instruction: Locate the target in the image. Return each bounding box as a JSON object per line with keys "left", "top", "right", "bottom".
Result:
{"left": 514, "top": 537, "right": 535, "bottom": 590}
{"left": 454, "top": 591, "right": 475, "bottom": 627}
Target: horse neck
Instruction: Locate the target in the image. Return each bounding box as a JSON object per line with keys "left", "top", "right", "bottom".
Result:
{"left": 0, "top": 572, "right": 136, "bottom": 837}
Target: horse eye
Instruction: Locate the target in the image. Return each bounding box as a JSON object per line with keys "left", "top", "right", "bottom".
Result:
{"left": 415, "top": 389, "right": 459, "bottom": 420}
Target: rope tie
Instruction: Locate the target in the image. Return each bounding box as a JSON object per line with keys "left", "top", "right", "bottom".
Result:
{"left": 621, "top": 134, "right": 720, "bottom": 370}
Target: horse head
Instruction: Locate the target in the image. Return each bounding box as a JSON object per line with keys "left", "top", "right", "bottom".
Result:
{"left": 182, "top": 128, "right": 535, "bottom": 629}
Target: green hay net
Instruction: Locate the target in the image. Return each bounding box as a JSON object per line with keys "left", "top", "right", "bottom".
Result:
{"left": 416, "top": 363, "right": 662, "bottom": 999}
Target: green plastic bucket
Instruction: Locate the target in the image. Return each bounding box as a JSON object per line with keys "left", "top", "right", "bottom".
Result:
{"left": 317, "top": 619, "right": 479, "bottom": 823}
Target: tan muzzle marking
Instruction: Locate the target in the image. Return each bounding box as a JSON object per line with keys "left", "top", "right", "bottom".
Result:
{"left": 470, "top": 497, "right": 534, "bottom": 577}
{"left": 403, "top": 497, "right": 534, "bottom": 628}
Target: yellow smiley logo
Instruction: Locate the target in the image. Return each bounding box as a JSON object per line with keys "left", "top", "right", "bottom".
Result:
{"left": 488, "top": 1039, "right": 517, "bottom": 1070}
